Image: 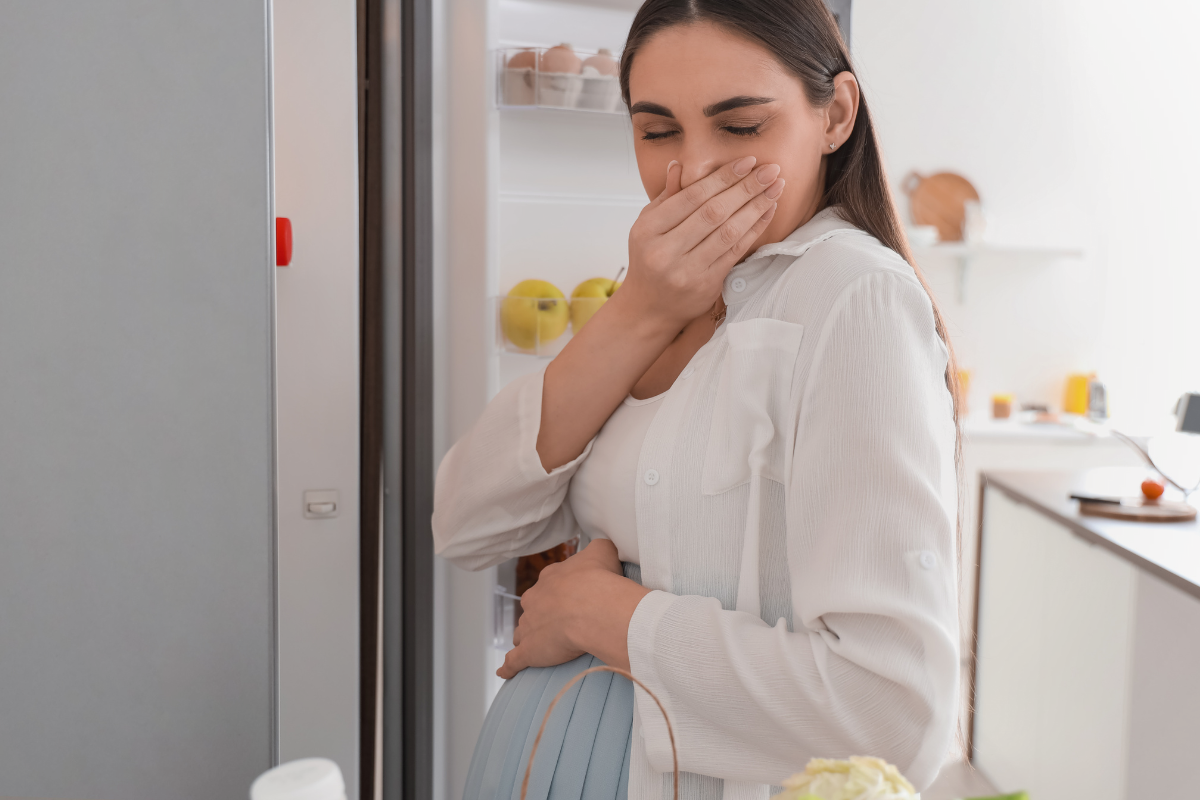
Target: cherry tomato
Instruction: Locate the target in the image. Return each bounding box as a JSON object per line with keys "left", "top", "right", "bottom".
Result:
{"left": 1141, "top": 478, "right": 1165, "bottom": 500}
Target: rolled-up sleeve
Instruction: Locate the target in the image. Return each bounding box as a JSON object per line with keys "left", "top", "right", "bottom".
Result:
{"left": 433, "top": 369, "right": 594, "bottom": 571}
{"left": 626, "top": 270, "right": 960, "bottom": 790}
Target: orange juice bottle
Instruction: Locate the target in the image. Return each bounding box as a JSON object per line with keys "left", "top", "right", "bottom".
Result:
{"left": 1064, "top": 373, "right": 1093, "bottom": 416}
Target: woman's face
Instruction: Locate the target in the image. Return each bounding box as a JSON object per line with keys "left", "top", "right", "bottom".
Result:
{"left": 628, "top": 21, "right": 857, "bottom": 250}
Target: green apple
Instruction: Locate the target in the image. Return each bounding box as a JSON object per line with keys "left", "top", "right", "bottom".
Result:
{"left": 569, "top": 277, "right": 621, "bottom": 332}
{"left": 500, "top": 279, "right": 569, "bottom": 351}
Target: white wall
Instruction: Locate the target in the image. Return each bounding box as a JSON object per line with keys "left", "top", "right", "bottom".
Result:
{"left": 854, "top": 1, "right": 1105, "bottom": 420}
{"left": 1068, "top": 0, "right": 1200, "bottom": 430}
{"left": 273, "top": 1, "right": 362, "bottom": 796}
{"left": 854, "top": 0, "right": 1200, "bottom": 430}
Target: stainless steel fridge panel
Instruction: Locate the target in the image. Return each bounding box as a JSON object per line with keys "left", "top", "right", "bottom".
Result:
{"left": 0, "top": 3, "right": 276, "bottom": 798}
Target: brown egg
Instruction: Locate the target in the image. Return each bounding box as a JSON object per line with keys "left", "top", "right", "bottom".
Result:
{"left": 581, "top": 48, "right": 618, "bottom": 76}
{"left": 507, "top": 49, "right": 536, "bottom": 69}
{"left": 540, "top": 43, "right": 582, "bottom": 74}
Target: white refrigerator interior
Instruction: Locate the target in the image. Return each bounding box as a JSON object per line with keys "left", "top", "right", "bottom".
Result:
{"left": 493, "top": 0, "right": 646, "bottom": 388}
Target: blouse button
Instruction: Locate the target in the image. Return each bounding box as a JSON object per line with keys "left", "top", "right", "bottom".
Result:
{"left": 681, "top": 365, "right": 695, "bottom": 379}
{"left": 919, "top": 551, "right": 937, "bottom": 570}
{"left": 643, "top": 469, "right": 660, "bottom": 486}
{"left": 730, "top": 277, "right": 747, "bottom": 293}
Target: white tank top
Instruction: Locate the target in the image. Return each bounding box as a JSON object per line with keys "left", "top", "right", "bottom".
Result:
{"left": 567, "top": 392, "right": 665, "bottom": 564}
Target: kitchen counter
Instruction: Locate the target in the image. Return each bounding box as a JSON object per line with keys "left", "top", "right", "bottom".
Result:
{"left": 964, "top": 416, "right": 1111, "bottom": 442}
{"left": 982, "top": 467, "right": 1200, "bottom": 600}
{"left": 971, "top": 467, "right": 1200, "bottom": 800}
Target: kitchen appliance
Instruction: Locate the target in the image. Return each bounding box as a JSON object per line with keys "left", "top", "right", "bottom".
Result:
{"left": 0, "top": 4, "right": 278, "bottom": 797}
{"left": 1177, "top": 392, "right": 1200, "bottom": 433}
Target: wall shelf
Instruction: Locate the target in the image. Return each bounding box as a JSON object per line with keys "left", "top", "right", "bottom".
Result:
{"left": 912, "top": 242, "right": 1084, "bottom": 302}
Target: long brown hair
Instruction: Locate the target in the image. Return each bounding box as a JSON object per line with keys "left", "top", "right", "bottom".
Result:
{"left": 619, "top": 0, "right": 964, "bottom": 481}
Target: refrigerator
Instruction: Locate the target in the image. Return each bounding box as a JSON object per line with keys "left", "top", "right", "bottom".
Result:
{"left": 0, "top": 3, "right": 366, "bottom": 797}
{"left": 0, "top": 4, "right": 278, "bottom": 798}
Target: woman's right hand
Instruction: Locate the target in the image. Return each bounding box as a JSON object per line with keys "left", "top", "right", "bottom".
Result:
{"left": 535, "top": 156, "right": 784, "bottom": 472}
{"left": 621, "top": 156, "right": 785, "bottom": 331}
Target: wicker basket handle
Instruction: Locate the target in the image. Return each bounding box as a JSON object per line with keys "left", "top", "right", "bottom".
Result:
{"left": 520, "top": 665, "right": 679, "bottom": 800}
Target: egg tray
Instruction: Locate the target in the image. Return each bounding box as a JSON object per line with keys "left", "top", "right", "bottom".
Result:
{"left": 496, "top": 47, "right": 624, "bottom": 115}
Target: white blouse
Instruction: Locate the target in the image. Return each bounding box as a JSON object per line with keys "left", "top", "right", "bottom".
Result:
{"left": 568, "top": 392, "right": 665, "bottom": 564}
{"left": 432, "top": 209, "right": 960, "bottom": 799}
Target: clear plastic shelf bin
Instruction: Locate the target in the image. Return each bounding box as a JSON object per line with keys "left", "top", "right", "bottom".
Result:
{"left": 497, "top": 47, "right": 624, "bottom": 114}
{"left": 493, "top": 586, "right": 521, "bottom": 652}
{"left": 494, "top": 293, "right": 608, "bottom": 358}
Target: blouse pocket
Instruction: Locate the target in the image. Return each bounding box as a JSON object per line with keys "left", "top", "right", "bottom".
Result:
{"left": 701, "top": 318, "right": 805, "bottom": 495}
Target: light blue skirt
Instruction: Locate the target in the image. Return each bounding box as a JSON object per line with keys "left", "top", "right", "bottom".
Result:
{"left": 463, "top": 651, "right": 636, "bottom": 800}
{"left": 463, "top": 563, "right": 639, "bottom": 800}
{"left": 463, "top": 564, "right": 723, "bottom": 800}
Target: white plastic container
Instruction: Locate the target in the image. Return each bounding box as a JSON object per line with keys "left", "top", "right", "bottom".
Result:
{"left": 502, "top": 67, "right": 535, "bottom": 105}
{"left": 537, "top": 71, "right": 583, "bottom": 109}
{"left": 251, "top": 758, "right": 346, "bottom": 800}
{"left": 577, "top": 71, "right": 621, "bottom": 112}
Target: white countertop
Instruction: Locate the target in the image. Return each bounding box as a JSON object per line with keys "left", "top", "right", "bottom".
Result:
{"left": 964, "top": 414, "right": 1122, "bottom": 443}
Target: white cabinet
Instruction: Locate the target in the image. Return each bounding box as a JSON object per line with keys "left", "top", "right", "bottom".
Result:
{"left": 973, "top": 478, "right": 1200, "bottom": 799}
{"left": 956, "top": 425, "right": 1141, "bottom": 738}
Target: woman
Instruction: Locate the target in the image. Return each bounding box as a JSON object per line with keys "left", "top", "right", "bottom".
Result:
{"left": 433, "top": 1, "right": 960, "bottom": 797}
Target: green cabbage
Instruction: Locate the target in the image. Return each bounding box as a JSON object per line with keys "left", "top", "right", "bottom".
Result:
{"left": 772, "top": 757, "right": 919, "bottom": 800}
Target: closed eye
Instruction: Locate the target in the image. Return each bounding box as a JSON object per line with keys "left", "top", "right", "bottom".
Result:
{"left": 722, "top": 124, "right": 762, "bottom": 137}
{"left": 641, "top": 130, "right": 679, "bottom": 141}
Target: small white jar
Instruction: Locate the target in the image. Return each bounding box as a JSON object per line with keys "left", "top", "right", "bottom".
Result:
{"left": 250, "top": 758, "right": 346, "bottom": 800}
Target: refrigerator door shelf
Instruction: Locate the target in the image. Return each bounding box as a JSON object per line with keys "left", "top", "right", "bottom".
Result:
{"left": 496, "top": 48, "right": 625, "bottom": 115}
{"left": 494, "top": 586, "right": 520, "bottom": 651}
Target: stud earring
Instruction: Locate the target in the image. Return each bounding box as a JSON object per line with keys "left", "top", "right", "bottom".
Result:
{"left": 829, "top": 143, "right": 836, "bottom": 150}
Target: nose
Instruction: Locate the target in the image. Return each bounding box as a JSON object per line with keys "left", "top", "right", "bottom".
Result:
{"left": 677, "top": 140, "right": 723, "bottom": 188}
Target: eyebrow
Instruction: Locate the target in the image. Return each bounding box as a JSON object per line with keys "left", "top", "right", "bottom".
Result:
{"left": 703, "top": 95, "right": 775, "bottom": 116}
{"left": 628, "top": 96, "right": 776, "bottom": 119}
{"left": 629, "top": 101, "right": 674, "bottom": 118}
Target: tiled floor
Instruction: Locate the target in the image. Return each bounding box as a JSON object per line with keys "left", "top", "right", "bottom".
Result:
{"left": 922, "top": 760, "right": 999, "bottom": 800}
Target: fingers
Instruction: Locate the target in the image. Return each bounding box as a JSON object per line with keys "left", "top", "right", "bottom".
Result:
{"left": 586, "top": 538, "right": 618, "bottom": 557}
{"left": 648, "top": 155, "right": 758, "bottom": 232}
{"left": 697, "top": 192, "right": 780, "bottom": 277}
{"left": 533, "top": 562, "right": 561, "bottom": 585}
{"left": 646, "top": 160, "right": 683, "bottom": 210}
{"left": 672, "top": 164, "right": 782, "bottom": 254}
{"left": 585, "top": 538, "right": 623, "bottom": 573}
{"left": 663, "top": 160, "right": 682, "bottom": 201}
{"left": 497, "top": 646, "right": 525, "bottom": 679}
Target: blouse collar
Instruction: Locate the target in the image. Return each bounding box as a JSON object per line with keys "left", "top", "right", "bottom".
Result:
{"left": 721, "top": 207, "right": 864, "bottom": 305}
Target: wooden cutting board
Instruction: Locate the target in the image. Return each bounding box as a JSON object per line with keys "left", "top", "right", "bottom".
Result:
{"left": 902, "top": 172, "right": 979, "bottom": 242}
{"left": 1079, "top": 499, "right": 1197, "bottom": 522}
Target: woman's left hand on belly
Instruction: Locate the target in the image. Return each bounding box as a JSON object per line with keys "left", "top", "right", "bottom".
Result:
{"left": 498, "top": 539, "right": 652, "bottom": 680}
